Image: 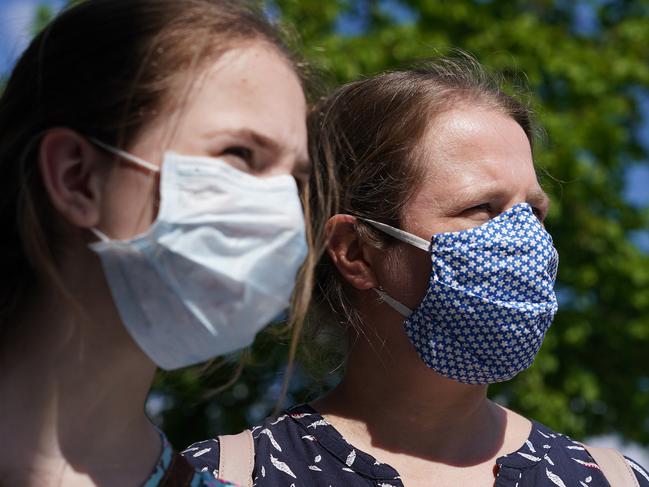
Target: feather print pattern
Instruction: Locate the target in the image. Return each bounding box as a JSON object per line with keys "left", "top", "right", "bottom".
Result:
{"left": 182, "top": 403, "right": 649, "bottom": 487}
{"left": 257, "top": 428, "right": 282, "bottom": 452}
{"left": 345, "top": 450, "right": 356, "bottom": 467}
{"left": 571, "top": 458, "right": 601, "bottom": 469}
{"left": 270, "top": 454, "right": 297, "bottom": 479}
{"left": 518, "top": 452, "right": 542, "bottom": 462}
{"left": 139, "top": 431, "right": 233, "bottom": 487}
{"left": 546, "top": 467, "right": 568, "bottom": 487}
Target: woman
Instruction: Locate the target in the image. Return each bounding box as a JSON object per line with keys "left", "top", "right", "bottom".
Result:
{"left": 185, "top": 58, "right": 649, "bottom": 486}
{"left": 0, "top": 1, "right": 312, "bottom": 485}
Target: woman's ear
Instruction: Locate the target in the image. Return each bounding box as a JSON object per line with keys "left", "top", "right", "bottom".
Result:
{"left": 38, "top": 128, "right": 106, "bottom": 229}
{"left": 325, "top": 214, "right": 379, "bottom": 290}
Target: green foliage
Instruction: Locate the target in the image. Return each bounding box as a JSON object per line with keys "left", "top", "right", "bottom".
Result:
{"left": 14, "top": 0, "right": 648, "bottom": 449}
{"left": 31, "top": 5, "right": 55, "bottom": 35}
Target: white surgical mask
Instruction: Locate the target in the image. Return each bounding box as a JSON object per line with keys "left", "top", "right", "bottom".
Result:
{"left": 89, "top": 139, "right": 308, "bottom": 370}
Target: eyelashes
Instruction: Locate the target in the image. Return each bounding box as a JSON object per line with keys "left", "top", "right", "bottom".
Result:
{"left": 469, "top": 203, "right": 491, "bottom": 212}
{"left": 221, "top": 145, "right": 309, "bottom": 190}
{"left": 223, "top": 145, "right": 254, "bottom": 162}
{"left": 463, "top": 203, "right": 492, "bottom": 218}
{"left": 219, "top": 145, "right": 258, "bottom": 174}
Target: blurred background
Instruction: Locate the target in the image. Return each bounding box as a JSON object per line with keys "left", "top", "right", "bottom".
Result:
{"left": 1, "top": 0, "right": 648, "bottom": 464}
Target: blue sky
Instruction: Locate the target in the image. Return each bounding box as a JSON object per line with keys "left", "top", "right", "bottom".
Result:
{"left": 0, "top": 0, "right": 65, "bottom": 73}
{"left": 0, "top": 0, "right": 647, "bottom": 216}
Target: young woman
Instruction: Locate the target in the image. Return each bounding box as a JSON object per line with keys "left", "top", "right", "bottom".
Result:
{"left": 185, "top": 58, "right": 649, "bottom": 486}
{"left": 0, "top": 1, "right": 312, "bottom": 486}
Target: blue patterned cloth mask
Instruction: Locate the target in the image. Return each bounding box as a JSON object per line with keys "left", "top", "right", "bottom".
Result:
{"left": 359, "top": 203, "right": 559, "bottom": 384}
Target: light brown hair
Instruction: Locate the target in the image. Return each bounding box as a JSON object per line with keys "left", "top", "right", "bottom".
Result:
{"left": 304, "top": 55, "right": 537, "bottom": 375}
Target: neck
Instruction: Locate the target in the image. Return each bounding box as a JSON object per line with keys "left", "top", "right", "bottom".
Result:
{"left": 0, "top": 258, "right": 160, "bottom": 486}
{"left": 312, "top": 308, "right": 511, "bottom": 466}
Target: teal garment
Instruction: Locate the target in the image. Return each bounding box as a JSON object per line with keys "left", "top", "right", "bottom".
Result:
{"left": 143, "top": 431, "right": 234, "bottom": 487}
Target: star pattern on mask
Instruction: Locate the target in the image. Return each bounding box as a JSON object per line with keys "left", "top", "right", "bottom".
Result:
{"left": 405, "top": 203, "right": 559, "bottom": 384}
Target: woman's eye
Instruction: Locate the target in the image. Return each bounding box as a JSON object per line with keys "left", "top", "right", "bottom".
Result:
{"left": 220, "top": 146, "right": 256, "bottom": 172}
{"left": 223, "top": 146, "right": 253, "bottom": 161}
{"left": 459, "top": 203, "right": 493, "bottom": 222}
{"left": 465, "top": 203, "right": 492, "bottom": 215}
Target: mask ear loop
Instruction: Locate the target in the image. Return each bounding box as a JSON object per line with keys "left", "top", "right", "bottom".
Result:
{"left": 89, "top": 227, "right": 111, "bottom": 243}
{"left": 354, "top": 216, "right": 427, "bottom": 318}
{"left": 356, "top": 217, "right": 430, "bottom": 252}
{"left": 88, "top": 137, "right": 161, "bottom": 241}
{"left": 373, "top": 288, "right": 413, "bottom": 317}
{"left": 89, "top": 137, "right": 160, "bottom": 173}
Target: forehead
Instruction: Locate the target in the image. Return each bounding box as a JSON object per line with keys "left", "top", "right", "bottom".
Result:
{"left": 170, "top": 43, "right": 307, "bottom": 157}
{"left": 416, "top": 107, "right": 538, "bottom": 198}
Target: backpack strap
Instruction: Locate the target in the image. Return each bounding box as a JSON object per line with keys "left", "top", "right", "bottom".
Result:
{"left": 217, "top": 430, "right": 255, "bottom": 487}
{"left": 582, "top": 444, "right": 639, "bottom": 487}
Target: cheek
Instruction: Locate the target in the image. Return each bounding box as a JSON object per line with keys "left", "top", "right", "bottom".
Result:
{"left": 100, "top": 168, "right": 158, "bottom": 239}
{"left": 378, "top": 244, "right": 431, "bottom": 309}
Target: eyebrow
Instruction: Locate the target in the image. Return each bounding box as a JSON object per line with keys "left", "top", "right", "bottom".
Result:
{"left": 205, "top": 128, "right": 310, "bottom": 174}
{"left": 447, "top": 182, "right": 551, "bottom": 209}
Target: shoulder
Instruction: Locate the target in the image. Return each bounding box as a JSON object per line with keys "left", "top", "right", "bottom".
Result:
{"left": 517, "top": 421, "right": 649, "bottom": 487}
{"left": 550, "top": 426, "right": 649, "bottom": 486}
{"left": 182, "top": 406, "right": 314, "bottom": 479}
{"left": 183, "top": 438, "right": 222, "bottom": 478}
{"left": 183, "top": 404, "right": 374, "bottom": 486}
{"left": 142, "top": 430, "right": 235, "bottom": 487}
{"left": 624, "top": 456, "right": 649, "bottom": 486}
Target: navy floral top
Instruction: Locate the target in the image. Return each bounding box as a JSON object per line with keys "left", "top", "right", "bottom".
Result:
{"left": 184, "top": 403, "right": 649, "bottom": 487}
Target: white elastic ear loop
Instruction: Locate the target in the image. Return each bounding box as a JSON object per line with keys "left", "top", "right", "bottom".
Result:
{"left": 90, "top": 137, "right": 160, "bottom": 173}
{"left": 356, "top": 217, "right": 430, "bottom": 252}
{"left": 373, "top": 288, "right": 412, "bottom": 317}
{"left": 89, "top": 227, "right": 111, "bottom": 243}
